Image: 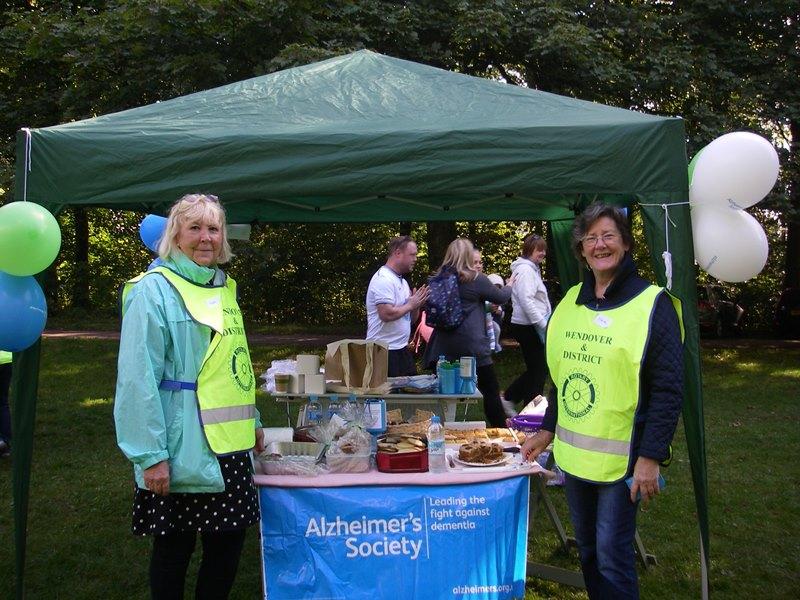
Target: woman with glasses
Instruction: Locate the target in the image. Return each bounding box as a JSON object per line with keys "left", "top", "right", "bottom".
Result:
{"left": 522, "top": 203, "right": 684, "bottom": 600}
{"left": 114, "top": 194, "right": 264, "bottom": 599}
{"left": 503, "top": 233, "right": 551, "bottom": 415}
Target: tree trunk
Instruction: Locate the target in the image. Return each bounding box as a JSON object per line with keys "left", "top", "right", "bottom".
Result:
{"left": 73, "top": 206, "right": 91, "bottom": 310}
{"left": 785, "top": 119, "right": 800, "bottom": 289}
{"left": 426, "top": 221, "right": 458, "bottom": 270}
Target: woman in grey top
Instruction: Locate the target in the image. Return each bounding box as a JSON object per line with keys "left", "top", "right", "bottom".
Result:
{"left": 423, "top": 238, "right": 512, "bottom": 426}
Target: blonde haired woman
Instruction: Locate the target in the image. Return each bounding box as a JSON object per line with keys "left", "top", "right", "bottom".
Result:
{"left": 115, "top": 193, "right": 264, "bottom": 599}
{"left": 423, "top": 238, "right": 512, "bottom": 426}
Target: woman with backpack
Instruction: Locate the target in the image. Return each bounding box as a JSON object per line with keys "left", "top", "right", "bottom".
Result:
{"left": 423, "top": 238, "right": 512, "bottom": 426}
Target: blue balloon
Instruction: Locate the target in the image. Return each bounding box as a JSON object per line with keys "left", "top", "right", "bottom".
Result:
{"left": 139, "top": 214, "right": 168, "bottom": 253}
{"left": 0, "top": 272, "right": 48, "bottom": 352}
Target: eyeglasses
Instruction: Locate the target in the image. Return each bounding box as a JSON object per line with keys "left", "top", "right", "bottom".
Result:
{"left": 581, "top": 232, "right": 619, "bottom": 247}
{"left": 182, "top": 194, "right": 219, "bottom": 204}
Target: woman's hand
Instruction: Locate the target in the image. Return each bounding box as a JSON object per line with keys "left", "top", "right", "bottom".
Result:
{"left": 630, "top": 456, "right": 660, "bottom": 504}
{"left": 144, "top": 461, "right": 170, "bottom": 496}
{"left": 520, "top": 430, "right": 554, "bottom": 463}
{"left": 255, "top": 427, "right": 266, "bottom": 455}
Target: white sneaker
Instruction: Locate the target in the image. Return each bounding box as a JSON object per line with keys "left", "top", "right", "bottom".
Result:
{"left": 501, "top": 399, "right": 518, "bottom": 418}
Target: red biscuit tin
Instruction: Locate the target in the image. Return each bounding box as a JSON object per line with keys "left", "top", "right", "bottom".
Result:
{"left": 376, "top": 449, "right": 429, "bottom": 473}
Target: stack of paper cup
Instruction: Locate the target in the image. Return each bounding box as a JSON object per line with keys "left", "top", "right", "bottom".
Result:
{"left": 296, "top": 354, "right": 320, "bottom": 375}
{"left": 290, "top": 373, "right": 305, "bottom": 394}
{"left": 292, "top": 355, "right": 321, "bottom": 394}
{"left": 305, "top": 373, "right": 326, "bottom": 394}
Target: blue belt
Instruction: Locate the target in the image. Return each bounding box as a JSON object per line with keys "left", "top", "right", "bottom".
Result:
{"left": 159, "top": 379, "right": 198, "bottom": 392}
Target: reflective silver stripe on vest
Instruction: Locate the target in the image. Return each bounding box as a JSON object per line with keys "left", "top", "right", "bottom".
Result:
{"left": 556, "top": 425, "right": 630, "bottom": 456}
{"left": 200, "top": 404, "right": 256, "bottom": 425}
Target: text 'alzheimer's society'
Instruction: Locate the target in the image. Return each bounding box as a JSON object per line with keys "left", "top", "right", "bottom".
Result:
{"left": 303, "top": 493, "right": 493, "bottom": 561}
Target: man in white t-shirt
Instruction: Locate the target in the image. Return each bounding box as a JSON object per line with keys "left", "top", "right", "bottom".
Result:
{"left": 366, "top": 236, "right": 429, "bottom": 376}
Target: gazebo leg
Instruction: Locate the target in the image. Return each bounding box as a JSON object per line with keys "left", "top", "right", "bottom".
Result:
{"left": 635, "top": 529, "right": 658, "bottom": 568}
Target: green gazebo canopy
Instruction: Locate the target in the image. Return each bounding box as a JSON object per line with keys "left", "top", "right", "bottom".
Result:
{"left": 12, "top": 50, "right": 708, "bottom": 597}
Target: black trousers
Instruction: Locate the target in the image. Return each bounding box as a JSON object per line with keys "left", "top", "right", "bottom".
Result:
{"left": 388, "top": 348, "right": 417, "bottom": 377}
{"left": 150, "top": 529, "right": 247, "bottom": 600}
{"left": 505, "top": 323, "right": 548, "bottom": 405}
{"left": 477, "top": 364, "right": 506, "bottom": 428}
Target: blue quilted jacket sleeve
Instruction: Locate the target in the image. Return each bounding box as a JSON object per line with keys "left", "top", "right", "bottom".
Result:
{"left": 637, "top": 292, "right": 684, "bottom": 462}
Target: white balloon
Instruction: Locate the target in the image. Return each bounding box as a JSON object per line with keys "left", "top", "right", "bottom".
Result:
{"left": 691, "top": 206, "right": 768, "bottom": 282}
{"left": 689, "top": 131, "right": 779, "bottom": 210}
{"left": 226, "top": 224, "right": 252, "bottom": 241}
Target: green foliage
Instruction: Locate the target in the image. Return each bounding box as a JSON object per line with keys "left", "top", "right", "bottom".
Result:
{"left": 228, "top": 222, "right": 400, "bottom": 326}
{"left": 51, "top": 208, "right": 152, "bottom": 314}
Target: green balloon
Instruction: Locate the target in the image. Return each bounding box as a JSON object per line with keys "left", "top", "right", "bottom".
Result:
{"left": 688, "top": 147, "right": 705, "bottom": 185}
{"left": 0, "top": 202, "right": 62, "bottom": 276}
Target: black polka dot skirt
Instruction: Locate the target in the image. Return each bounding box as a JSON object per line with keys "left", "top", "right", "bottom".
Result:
{"left": 131, "top": 452, "right": 260, "bottom": 536}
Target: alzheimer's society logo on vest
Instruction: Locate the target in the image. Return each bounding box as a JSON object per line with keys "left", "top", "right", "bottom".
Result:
{"left": 561, "top": 369, "right": 596, "bottom": 419}
{"left": 230, "top": 346, "right": 254, "bottom": 393}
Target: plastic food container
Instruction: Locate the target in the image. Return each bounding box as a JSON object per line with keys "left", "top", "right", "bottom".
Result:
{"left": 510, "top": 414, "right": 544, "bottom": 433}
{"left": 257, "top": 441, "right": 324, "bottom": 476}
{"left": 326, "top": 451, "right": 371, "bottom": 473}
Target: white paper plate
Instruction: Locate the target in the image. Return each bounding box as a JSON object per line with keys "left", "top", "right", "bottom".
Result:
{"left": 452, "top": 454, "right": 512, "bottom": 468}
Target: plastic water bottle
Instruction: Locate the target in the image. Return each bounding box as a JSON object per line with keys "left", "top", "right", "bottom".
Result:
{"left": 327, "top": 394, "right": 340, "bottom": 420}
{"left": 306, "top": 395, "right": 322, "bottom": 426}
{"left": 347, "top": 393, "right": 358, "bottom": 416}
{"left": 436, "top": 355, "right": 446, "bottom": 394}
{"left": 427, "top": 415, "right": 446, "bottom": 473}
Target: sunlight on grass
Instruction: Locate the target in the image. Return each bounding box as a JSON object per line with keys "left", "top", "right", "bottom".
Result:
{"left": 79, "top": 397, "right": 113, "bottom": 408}
{"left": 731, "top": 361, "right": 760, "bottom": 372}
{"left": 771, "top": 367, "right": 800, "bottom": 378}
{"left": 48, "top": 364, "right": 93, "bottom": 376}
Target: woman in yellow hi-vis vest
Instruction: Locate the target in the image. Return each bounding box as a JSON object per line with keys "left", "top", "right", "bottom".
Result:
{"left": 114, "top": 194, "right": 264, "bottom": 600}
{"left": 522, "top": 203, "right": 684, "bottom": 600}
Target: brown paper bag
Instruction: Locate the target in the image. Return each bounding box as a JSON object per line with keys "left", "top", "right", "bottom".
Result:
{"left": 324, "top": 339, "right": 390, "bottom": 395}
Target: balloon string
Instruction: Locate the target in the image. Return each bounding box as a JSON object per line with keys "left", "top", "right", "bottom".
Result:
{"left": 21, "top": 127, "right": 32, "bottom": 202}
{"left": 663, "top": 204, "right": 673, "bottom": 289}
{"left": 639, "top": 201, "right": 690, "bottom": 290}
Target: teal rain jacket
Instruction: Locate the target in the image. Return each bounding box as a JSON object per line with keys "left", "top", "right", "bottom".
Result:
{"left": 114, "top": 252, "right": 261, "bottom": 493}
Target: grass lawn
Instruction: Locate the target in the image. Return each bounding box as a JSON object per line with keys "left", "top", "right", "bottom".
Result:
{"left": 1, "top": 339, "right": 798, "bottom": 599}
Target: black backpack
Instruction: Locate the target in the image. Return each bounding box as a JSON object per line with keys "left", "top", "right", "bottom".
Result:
{"left": 425, "top": 266, "right": 464, "bottom": 330}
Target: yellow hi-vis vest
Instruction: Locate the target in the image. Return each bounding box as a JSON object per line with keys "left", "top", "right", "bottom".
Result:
{"left": 0, "top": 350, "right": 11, "bottom": 365}
{"left": 547, "top": 284, "right": 682, "bottom": 483}
{"left": 123, "top": 267, "right": 256, "bottom": 455}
